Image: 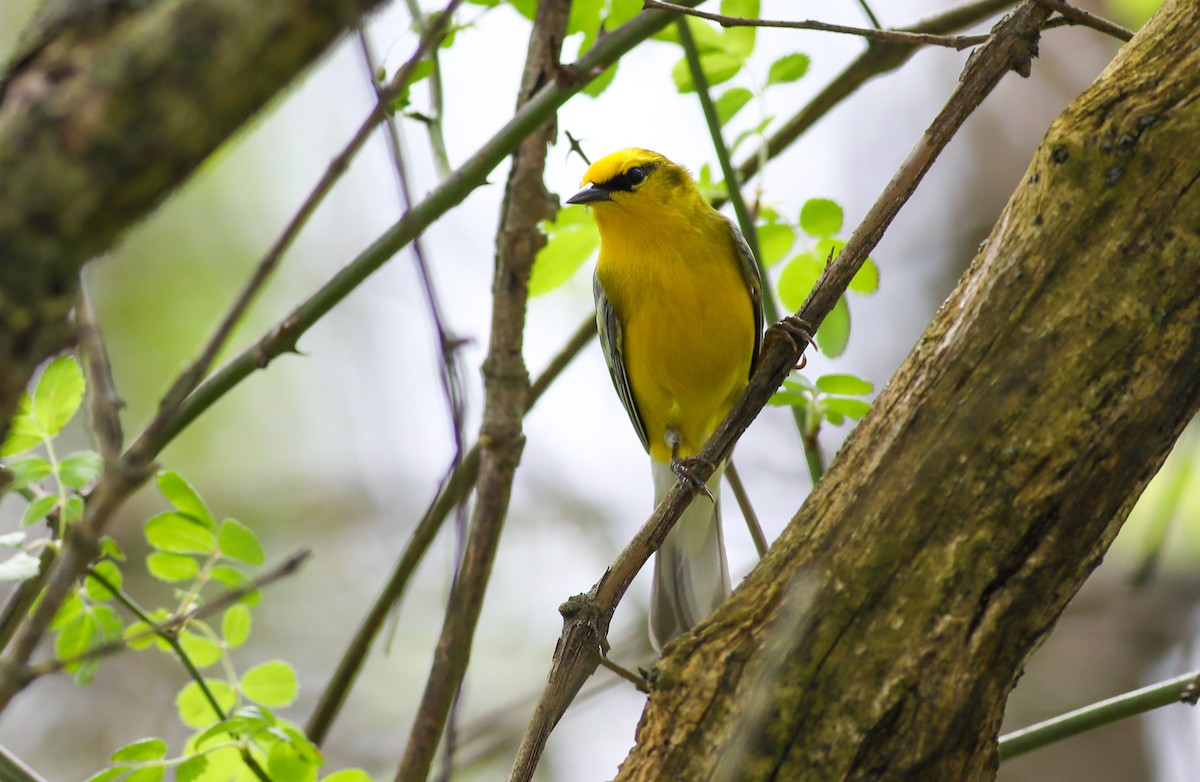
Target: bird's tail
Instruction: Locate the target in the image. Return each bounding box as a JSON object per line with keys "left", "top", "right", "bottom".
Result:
{"left": 649, "top": 459, "right": 731, "bottom": 650}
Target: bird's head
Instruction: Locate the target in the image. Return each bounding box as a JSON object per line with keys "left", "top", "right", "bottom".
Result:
{"left": 565, "top": 149, "right": 699, "bottom": 223}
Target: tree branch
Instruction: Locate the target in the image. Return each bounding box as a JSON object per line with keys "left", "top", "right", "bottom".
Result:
{"left": 392, "top": 0, "right": 570, "bottom": 777}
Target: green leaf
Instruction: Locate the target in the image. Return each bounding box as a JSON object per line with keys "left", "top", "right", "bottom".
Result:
{"left": 177, "top": 755, "right": 209, "bottom": 782}
{"left": 7, "top": 457, "right": 52, "bottom": 489}
{"left": 52, "top": 592, "right": 84, "bottom": 629}
{"left": 767, "top": 390, "right": 809, "bottom": 408}
{"left": 218, "top": 519, "right": 264, "bottom": 565}
{"left": 0, "top": 552, "right": 41, "bottom": 582}
{"left": 714, "top": 86, "right": 753, "bottom": 125}
{"left": 607, "top": 0, "right": 642, "bottom": 27}
{"left": 209, "top": 565, "right": 251, "bottom": 590}
{"left": 815, "top": 374, "right": 874, "bottom": 396}
{"left": 822, "top": 397, "right": 872, "bottom": 420}
{"left": 181, "top": 744, "right": 240, "bottom": 782}
{"left": 125, "top": 765, "right": 165, "bottom": 782}
{"left": 2, "top": 395, "right": 43, "bottom": 456}
{"left": 93, "top": 603, "right": 123, "bottom": 641}
{"left": 146, "top": 552, "right": 201, "bottom": 583}
{"left": 241, "top": 661, "right": 299, "bottom": 708}
{"left": 387, "top": 60, "right": 434, "bottom": 114}
{"left": 800, "top": 198, "right": 844, "bottom": 237}
{"left": 509, "top": 0, "right": 536, "bottom": 20}
{"left": 124, "top": 621, "right": 159, "bottom": 650}
{"left": 55, "top": 614, "right": 94, "bottom": 663}
{"left": 756, "top": 222, "right": 795, "bottom": 267}
{"left": 671, "top": 52, "right": 743, "bottom": 93}
{"left": 180, "top": 630, "right": 223, "bottom": 668}
{"left": 719, "top": 0, "right": 758, "bottom": 57}
{"left": 83, "top": 768, "right": 130, "bottom": 782}
{"left": 223, "top": 605, "right": 252, "bottom": 649}
{"left": 22, "top": 495, "right": 58, "bottom": 527}
{"left": 32, "top": 356, "right": 85, "bottom": 438}
{"left": 730, "top": 115, "right": 772, "bottom": 156}
{"left": 176, "top": 679, "right": 237, "bottom": 729}
{"left": 157, "top": 471, "right": 216, "bottom": 529}
{"left": 322, "top": 771, "right": 372, "bottom": 782}
{"left": 100, "top": 536, "right": 127, "bottom": 562}
{"left": 818, "top": 296, "right": 851, "bottom": 358}
{"left": 529, "top": 206, "right": 599, "bottom": 296}
{"left": 111, "top": 738, "right": 168, "bottom": 763}
{"left": 86, "top": 560, "right": 123, "bottom": 601}
{"left": 268, "top": 742, "right": 319, "bottom": 782}
{"left": 581, "top": 60, "right": 618, "bottom": 98}
{"left": 145, "top": 512, "right": 216, "bottom": 555}
{"left": 567, "top": 0, "right": 602, "bottom": 35}
{"left": 62, "top": 495, "right": 84, "bottom": 526}
{"left": 766, "top": 52, "right": 811, "bottom": 85}
{"left": 849, "top": 256, "right": 880, "bottom": 294}
{"left": 0, "top": 531, "right": 25, "bottom": 548}
{"left": 776, "top": 253, "right": 822, "bottom": 312}
{"left": 60, "top": 450, "right": 104, "bottom": 489}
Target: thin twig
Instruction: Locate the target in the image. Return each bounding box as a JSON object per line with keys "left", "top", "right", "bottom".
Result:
{"left": 725, "top": 461, "right": 766, "bottom": 557}
{"left": 731, "top": 0, "right": 1020, "bottom": 188}
{"left": 26, "top": 550, "right": 310, "bottom": 678}
{"left": 643, "top": 0, "right": 991, "bottom": 50}
{"left": 856, "top": 0, "right": 883, "bottom": 30}
{"left": 506, "top": 5, "right": 1052, "bottom": 779}
{"left": 399, "top": 0, "right": 453, "bottom": 176}
{"left": 999, "top": 669, "right": 1200, "bottom": 760}
{"left": 305, "top": 318, "right": 595, "bottom": 746}
{"left": 598, "top": 656, "right": 650, "bottom": 692}
{"left": 84, "top": 567, "right": 272, "bottom": 782}
{"left": 135, "top": 0, "right": 464, "bottom": 463}
{"left": 1034, "top": 0, "right": 1134, "bottom": 41}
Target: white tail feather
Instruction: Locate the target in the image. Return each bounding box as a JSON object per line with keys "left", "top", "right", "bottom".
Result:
{"left": 649, "top": 460, "right": 731, "bottom": 650}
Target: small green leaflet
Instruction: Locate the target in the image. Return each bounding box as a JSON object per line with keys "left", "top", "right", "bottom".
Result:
{"left": 766, "top": 53, "right": 811, "bottom": 85}
{"left": 218, "top": 519, "right": 264, "bottom": 565}
{"left": 714, "top": 86, "right": 753, "bottom": 125}
{"left": 529, "top": 206, "right": 599, "bottom": 297}
{"left": 800, "top": 198, "right": 843, "bottom": 237}
{"left": 157, "top": 471, "right": 216, "bottom": 529}
{"left": 241, "top": 660, "right": 299, "bottom": 708}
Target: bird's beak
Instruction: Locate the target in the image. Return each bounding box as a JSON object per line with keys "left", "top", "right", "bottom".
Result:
{"left": 565, "top": 184, "right": 612, "bottom": 205}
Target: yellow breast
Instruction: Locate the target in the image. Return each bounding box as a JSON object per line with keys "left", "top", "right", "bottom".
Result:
{"left": 596, "top": 210, "right": 756, "bottom": 463}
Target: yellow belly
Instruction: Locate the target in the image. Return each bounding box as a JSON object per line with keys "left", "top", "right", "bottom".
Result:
{"left": 598, "top": 231, "right": 756, "bottom": 463}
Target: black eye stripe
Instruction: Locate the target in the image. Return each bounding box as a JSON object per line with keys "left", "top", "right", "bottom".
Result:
{"left": 600, "top": 163, "right": 657, "bottom": 193}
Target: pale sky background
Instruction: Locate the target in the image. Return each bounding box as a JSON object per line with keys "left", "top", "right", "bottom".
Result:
{"left": 1, "top": 2, "right": 1193, "bottom": 781}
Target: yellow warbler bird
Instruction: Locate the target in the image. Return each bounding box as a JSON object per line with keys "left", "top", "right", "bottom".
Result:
{"left": 567, "top": 148, "right": 763, "bottom": 649}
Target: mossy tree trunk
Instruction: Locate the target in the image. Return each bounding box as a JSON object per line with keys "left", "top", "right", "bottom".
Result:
{"left": 0, "top": 0, "right": 384, "bottom": 441}
{"left": 616, "top": 2, "right": 1200, "bottom": 779}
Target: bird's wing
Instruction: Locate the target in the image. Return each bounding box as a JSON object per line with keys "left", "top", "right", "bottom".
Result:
{"left": 722, "top": 214, "right": 765, "bottom": 372}
{"left": 594, "top": 271, "right": 650, "bottom": 452}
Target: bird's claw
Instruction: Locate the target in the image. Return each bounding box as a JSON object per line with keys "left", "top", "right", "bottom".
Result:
{"left": 767, "top": 316, "right": 817, "bottom": 370}
{"left": 672, "top": 456, "right": 716, "bottom": 501}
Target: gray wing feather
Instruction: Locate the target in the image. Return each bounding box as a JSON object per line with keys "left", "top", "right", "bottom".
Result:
{"left": 594, "top": 272, "right": 650, "bottom": 451}
{"left": 721, "top": 214, "right": 765, "bottom": 373}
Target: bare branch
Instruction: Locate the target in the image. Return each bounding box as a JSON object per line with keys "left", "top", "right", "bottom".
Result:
{"left": 1035, "top": 0, "right": 1134, "bottom": 41}
{"left": 642, "top": 0, "right": 991, "bottom": 49}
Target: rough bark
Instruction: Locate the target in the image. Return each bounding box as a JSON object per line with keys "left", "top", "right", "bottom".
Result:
{"left": 0, "top": 0, "right": 384, "bottom": 440}
{"left": 617, "top": 1, "right": 1200, "bottom": 779}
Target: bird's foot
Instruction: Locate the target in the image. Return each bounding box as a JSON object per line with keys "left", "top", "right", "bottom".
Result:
{"left": 766, "top": 315, "right": 817, "bottom": 370}
{"left": 671, "top": 456, "right": 716, "bottom": 501}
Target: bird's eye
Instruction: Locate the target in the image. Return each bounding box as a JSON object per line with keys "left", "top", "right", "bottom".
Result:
{"left": 627, "top": 167, "right": 646, "bottom": 185}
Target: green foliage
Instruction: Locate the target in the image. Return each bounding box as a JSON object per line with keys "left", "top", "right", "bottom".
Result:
{"left": 769, "top": 372, "right": 875, "bottom": 435}
{"left": 774, "top": 198, "right": 879, "bottom": 358}
{"left": 529, "top": 205, "right": 600, "bottom": 297}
